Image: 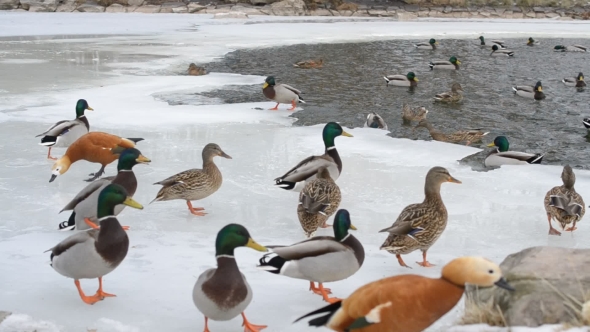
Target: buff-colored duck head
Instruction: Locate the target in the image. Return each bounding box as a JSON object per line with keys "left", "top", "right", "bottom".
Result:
{"left": 49, "top": 156, "right": 72, "bottom": 183}
{"left": 202, "top": 143, "right": 232, "bottom": 161}
{"left": 441, "top": 256, "right": 514, "bottom": 291}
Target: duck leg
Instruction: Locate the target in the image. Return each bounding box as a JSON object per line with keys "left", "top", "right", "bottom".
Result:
{"left": 269, "top": 103, "right": 280, "bottom": 111}
{"left": 309, "top": 281, "right": 331, "bottom": 295}
{"left": 317, "top": 283, "right": 341, "bottom": 304}
{"left": 241, "top": 312, "right": 267, "bottom": 332}
{"left": 95, "top": 277, "right": 116, "bottom": 298}
{"left": 202, "top": 317, "right": 211, "bottom": 332}
{"left": 186, "top": 201, "right": 207, "bottom": 216}
{"left": 565, "top": 220, "right": 577, "bottom": 232}
{"left": 416, "top": 251, "right": 435, "bottom": 267}
{"left": 47, "top": 148, "right": 57, "bottom": 160}
{"left": 74, "top": 280, "right": 103, "bottom": 305}
{"left": 85, "top": 165, "right": 106, "bottom": 182}
{"left": 84, "top": 218, "right": 130, "bottom": 231}
{"left": 396, "top": 254, "right": 412, "bottom": 268}
{"left": 287, "top": 100, "right": 297, "bottom": 111}
{"left": 547, "top": 213, "right": 561, "bottom": 236}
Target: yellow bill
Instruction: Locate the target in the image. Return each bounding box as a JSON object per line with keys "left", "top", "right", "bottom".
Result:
{"left": 487, "top": 143, "right": 496, "bottom": 147}
{"left": 136, "top": 154, "right": 151, "bottom": 163}
{"left": 341, "top": 131, "right": 354, "bottom": 137}
{"left": 350, "top": 224, "right": 358, "bottom": 231}
{"left": 262, "top": 82, "right": 269, "bottom": 89}
{"left": 123, "top": 197, "right": 144, "bottom": 210}
{"left": 448, "top": 176, "right": 462, "bottom": 184}
{"left": 87, "top": 106, "right": 94, "bottom": 111}
{"left": 414, "top": 77, "right": 419, "bottom": 81}
{"left": 456, "top": 60, "right": 462, "bottom": 64}
{"left": 247, "top": 238, "right": 267, "bottom": 252}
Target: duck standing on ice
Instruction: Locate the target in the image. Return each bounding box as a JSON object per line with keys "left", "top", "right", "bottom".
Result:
{"left": 262, "top": 76, "right": 305, "bottom": 111}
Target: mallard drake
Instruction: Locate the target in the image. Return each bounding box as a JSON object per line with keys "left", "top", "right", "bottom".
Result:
{"left": 415, "top": 120, "right": 488, "bottom": 146}
{"left": 193, "top": 224, "right": 267, "bottom": 332}
{"left": 58, "top": 148, "right": 150, "bottom": 231}
{"left": 293, "top": 58, "right": 324, "bottom": 69}
{"left": 274, "top": 122, "right": 352, "bottom": 192}
{"left": 262, "top": 76, "right": 305, "bottom": 111}
{"left": 298, "top": 167, "right": 342, "bottom": 238}
{"left": 563, "top": 72, "right": 586, "bottom": 88}
{"left": 295, "top": 256, "right": 514, "bottom": 332}
{"left": 151, "top": 143, "right": 231, "bottom": 216}
{"left": 429, "top": 56, "right": 460, "bottom": 70}
{"left": 364, "top": 112, "right": 388, "bottom": 130}
{"left": 484, "top": 136, "right": 544, "bottom": 167}
{"left": 527, "top": 37, "right": 540, "bottom": 46}
{"left": 36, "top": 99, "right": 93, "bottom": 160}
{"left": 554, "top": 45, "right": 587, "bottom": 52}
{"left": 188, "top": 63, "right": 207, "bottom": 76}
{"left": 479, "top": 36, "right": 505, "bottom": 48}
{"left": 512, "top": 81, "right": 545, "bottom": 100}
{"left": 414, "top": 38, "right": 438, "bottom": 50}
{"left": 433, "top": 83, "right": 463, "bottom": 103}
{"left": 402, "top": 103, "right": 428, "bottom": 123}
{"left": 383, "top": 72, "right": 418, "bottom": 87}
{"left": 49, "top": 132, "right": 144, "bottom": 183}
{"left": 544, "top": 165, "right": 585, "bottom": 236}
{"left": 379, "top": 167, "right": 461, "bottom": 268}
{"left": 46, "top": 183, "right": 143, "bottom": 305}
{"left": 490, "top": 45, "right": 514, "bottom": 57}
{"left": 258, "top": 209, "right": 363, "bottom": 303}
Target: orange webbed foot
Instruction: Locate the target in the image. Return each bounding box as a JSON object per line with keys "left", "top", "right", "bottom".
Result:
{"left": 316, "top": 283, "right": 339, "bottom": 303}
{"left": 309, "top": 282, "right": 332, "bottom": 295}
{"left": 241, "top": 313, "right": 266, "bottom": 332}
{"left": 75, "top": 280, "right": 103, "bottom": 305}
{"left": 549, "top": 227, "right": 562, "bottom": 236}
{"left": 416, "top": 261, "right": 436, "bottom": 267}
{"left": 565, "top": 226, "right": 577, "bottom": 232}
{"left": 96, "top": 277, "right": 116, "bottom": 298}
{"left": 287, "top": 100, "right": 297, "bottom": 111}
{"left": 269, "top": 103, "right": 279, "bottom": 111}
{"left": 186, "top": 201, "right": 207, "bottom": 216}
{"left": 84, "top": 218, "right": 100, "bottom": 229}
{"left": 396, "top": 254, "right": 412, "bottom": 269}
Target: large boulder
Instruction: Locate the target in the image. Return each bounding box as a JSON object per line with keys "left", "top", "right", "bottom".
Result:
{"left": 0, "top": 0, "right": 19, "bottom": 9}
{"left": 20, "top": 0, "right": 58, "bottom": 11}
{"left": 465, "top": 246, "right": 590, "bottom": 327}
{"left": 76, "top": 1, "right": 105, "bottom": 11}
{"left": 270, "top": 0, "right": 306, "bottom": 15}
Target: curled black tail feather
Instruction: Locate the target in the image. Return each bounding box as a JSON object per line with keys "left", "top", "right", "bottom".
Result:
{"left": 257, "top": 253, "right": 285, "bottom": 274}
{"left": 527, "top": 153, "right": 544, "bottom": 164}
{"left": 275, "top": 179, "right": 296, "bottom": 190}
{"left": 126, "top": 138, "right": 144, "bottom": 143}
{"left": 294, "top": 301, "right": 342, "bottom": 326}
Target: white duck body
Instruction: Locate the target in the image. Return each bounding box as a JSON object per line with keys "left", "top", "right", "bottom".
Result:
{"left": 485, "top": 151, "right": 544, "bottom": 167}
{"left": 37, "top": 117, "right": 89, "bottom": 148}
{"left": 364, "top": 112, "right": 388, "bottom": 130}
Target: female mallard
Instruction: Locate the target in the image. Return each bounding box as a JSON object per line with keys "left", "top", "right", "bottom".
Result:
{"left": 193, "top": 224, "right": 267, "bottom": 332}
{"left": 402, "top": 104, "right": 428, "bottom": 123}
{"left": 433, "top": 83, "right": 463, "bottom": 103}
{"left": 188, "top": 63, "right": 207, "bottom": 76}
{"left": 293, "top": 58, "right": 324, "bottom": 69}
{"left": 484, "top": 136, "right": 544, "bottom": 167}
{"left": 563, "top": 72, "right": 586, "bottom": 88}
{"left": 544, "top": 165, "right": 585, "bottom": 236}
{"left": 527, "top": 37, "right": 540, "bottom": 46}
{"left": 298, "top": 167, "right": 342, "bottom": 237}
{"left": 258, "top": 209, "right": 363, "bottom": 303}
{"left": 429, "top": 56, "right": 460, "bottom": 70}
{"left": 58, "top": 148, "right": 150, "bottom": 231}
{"left": 479, "top": 36, "right": 505, "bottom": 48}
{"left": 415, "top": 120, "right": 488, "bottom": 146}
{"left": 296, "top": 256, "right": 513, "bottom": 332}
{"left": 379, "top": 167, "right": 461, "bottom": 268}
{"left": 554, "top": 45, "right": 587, "bottom": 52}
{"left": 364, "top": 112, "right": 388, "bottom": 130}
{"left": 36, "top": 99, "right": 93, "bottom": 160}
{"left": 414, "top": 38, "right": 438, "bottom": 50}
{"left": 274, "top": 122, "right": 353, "bottom": 192}
{"left": 262, "top": 76, "right": 305, "bottom": 111}
{"left": 383, "top": 72, "right": 418, "bottom": 87}
{"left": 490, "top": 45, "right": 514, "bottom": 57}
{"left": 512, "top": 81, "right": 545, "bottom": 100}
{"left": 49, "top": 132, "right": 144, "bottom": 183}
{"left": 151, "top": 143, "right": 231, "bottom": 216}
{"left": 46, "top": 184, "right": 143, "bottom": 304}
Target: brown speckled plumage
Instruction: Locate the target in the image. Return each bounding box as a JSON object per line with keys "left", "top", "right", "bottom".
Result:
{"left": 415, "top": 119, "right": 488, "bottom": 146}
{"left": 298, "top": 167, "right": 342, "bottom": 238}
{"left": 544, "top": 165, "right": 585, "bottom": 234}
{"left": 402, "top": 103, "right": 428, "bottom": 122}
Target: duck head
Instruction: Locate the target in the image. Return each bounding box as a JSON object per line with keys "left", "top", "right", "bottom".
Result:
{"left": 554, "top": 45, "right": 566, "bottom": 51}
{"left": 451, "top": 83, "right": 463, "bottom": 92}
{"left": 333, "top": 209, "right": 358, "bottom": 242}
{"left": 442, "top": 256, "right": 514, "bottom": 291}
{"left": 429, "top": 38, "right": 438, "bottom": 45}
{"left": 487, "top": 136, "right": 510, "bottom": 152}
{"left": 535, "top": 81, "right": 543, "bottom": 92}
{"left": 75, "top": 99, "right": 93, "bottom": 118}
{"left": 449, "top": 56, "right": 461, "bottom": 65}
{"left": 478, "top": 36, "right": 485, "bottom": 45}
{"left": 97, "top": 183, "right": 143, "bottom": 218}
{"left": 322, "top": 122, "right": 353, "bottom": 148}
{"left": 202, "top": 143, "right": 232, "bottom": 161}
{"left": 406, "top": 72, "right": 418, "bottom": 82}
{"left": 49, "top": 156, "right": 72, "bottom": 182}
{"left": 117, "top": 148, "right": 151, "bottom": 172}
{"left": 562, "top": 165, "right": 576, "bottom": 189}
{"left": 577, "top": 72, "right": 585, "bottom": 81}
{"left": 263, "top": 76, "right": 276, "bottom": 89}
{"left": 491, "top": 44, "right": 500, "bottom": 52}
{"left": 527, "top": 37, "right": 535, "bottom": 45}
{"left": 215, "top": 223, "right": 267, "bottom": 257}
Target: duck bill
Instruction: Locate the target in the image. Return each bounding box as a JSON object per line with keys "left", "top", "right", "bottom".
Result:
{"left": 414, "top": 78, "right": 419, "bottom": 82}
{"left": 49, "top": 174, "right": 58, "bottom": 183}
{"left": 341, "top": 131, "right": 354, "bottom": 137}
{"left": 494, "top": 277, "right": 515, "bottom": 291}
{"left": 486, "top": 143, "right": 496, "bottom": 147}
{"left": 456, "top": 60, "right": 462, "bottom": 64}
{"left": 136, "top": 155, "right": 151, "bottom": 163}
{"left": 262, "top": 82, "right": 269, "bottom": 89}
{"left": 448, "top": 176, "right": 462, "bottom": 184}
{"left": 123, "top": 197, "right": 144, "bottom": 210}
{"left": 87, "top": 106, "right": 94, "bottom": 111}
{"left": 537, "top": 87, "right": 543, "bottom": 92}
{"left": 220, "top": 151, "right": 232, "bottom": 159}
{"left": 246, "top": 238, "right": 267, "bottom": 252}
{"left": 350, "top": 224, "right": 358, "bottom": 231}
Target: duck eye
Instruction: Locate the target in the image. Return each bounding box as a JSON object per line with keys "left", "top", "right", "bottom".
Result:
{"left": 488, "top": 269, "right": 494, "bottom": 274}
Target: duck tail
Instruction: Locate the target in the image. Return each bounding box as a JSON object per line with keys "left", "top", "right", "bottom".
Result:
{"left": 383, "top": 76, "right": 390, "bottom": 84}
{"left": 527, "top": 153, "right": 544, "bottom": 164}
{"left": 126, "top": 138, "right": 144, "bottom": 143}
{"left": 40, "top": 135, "right": 57, "bottom": 146}
{"left": 511, "top": 87, "right": 518, "bottom": 93}
{"left": 294, "top": 301, "right": 342, "bottom": 326}
{"left": 428, "top": 62, "right": 434, "bottom": 70}
{"left": 274, "top": 178, "right": 296, "bottom": 190}
{"left": 583, "top": 118, "right": 590, "bottom": 129}
{"left": 298, "top": 96, "right": 306, "bottom": 104}
{"left": 257, "top": 252, "right": 285, "bottom": 274}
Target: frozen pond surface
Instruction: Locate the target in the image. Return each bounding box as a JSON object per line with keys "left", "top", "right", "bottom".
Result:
{"left": 1, "top": 12, "right": 590, "bottom": 332}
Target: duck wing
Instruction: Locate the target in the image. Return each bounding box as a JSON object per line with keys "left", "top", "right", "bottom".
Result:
{"left": 279, "top": 83, "right": 302, "bottom": 96}
{"left": 495, "top": 151, "right": 543, "bottom": 163}
{"left": 513, "top": 85, "right": 534, "bottom": 93}
{"left": 378, "top": 204, "right": 431, "bottom": 235}
{"left": 60, "top": 178, "right": 112, "bottom": 212}
{"left": 267, "top": 237, "right": 348, "bottom": 261}
{"left": 36, "top": 120, "right": 79, "bottom": 137}
{"left": 46, "top": 229, "right": 99, "bottom": 261}
{"left": 383, "top": 74, "right": 407, "bottom": 82}
{"left": 154, "top": 168, "right": 202, "bottom": 187}
{"left": 275, "top": 155, "right": 336, "bottom": 184}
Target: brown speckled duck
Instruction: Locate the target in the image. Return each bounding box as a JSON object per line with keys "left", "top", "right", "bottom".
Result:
{"left": 293, "top": 58, "right": 324, "bottom": 69}
{"left": 188, "top": 63, "right": 207, "bottom": 76}
{"left": 379, "top": 167, "right": 461, "bottom": 268}
{"left": 298, "top": 167, "right": 342, "bottom": 238}
{"left": 415, "top": 119, "right": 489, "bottom": 146}
{"left": 544, "top": 165, "right": 585, "bottom": 236}
{"left": 151, "top": 143, "right": 231, "bottom": 216}
{"left": 402, "top": 103, "right": 428, "bottom": 123}
{"left": 433, "top": 83, "right": 463, "bottom": 103}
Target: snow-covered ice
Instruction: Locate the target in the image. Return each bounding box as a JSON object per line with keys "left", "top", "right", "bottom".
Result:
{"left": 1, "top": 12, "right": 590, "bottom": 332}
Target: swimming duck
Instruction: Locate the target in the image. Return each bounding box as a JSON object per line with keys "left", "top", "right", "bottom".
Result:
{"left": 298, "top": 167, "right": 342, "bottom": 237}
{"left": 383, "top": 72, "right": 418, "bottom": 87}
{"left": 484, "top": 136, "right": 544, "bottom": 167}
{"left": 479, "top": 36, "right": 505, "bottom": 48}
{"left": 527, "top": 37, "right": 540, "bottom": 46}
{"left": 46, "top": 183, "right": 143, "bottom": 305}
{"left": 544, "top": 165, "right": 585, "bottom": 236}
{"left": 433, "top": 83, "right": 463, "bottom": 103}
{"left": 188, "top": 63, "right": 207, "bottom": 76}
{"left": 364, "top": 112, "right": 388, "bottom": 130}
{"left": 429, "top": 56, "right": 460, "bottom": 70}
{"left": 36, "top": 99, "right": 93, "bottom": 160}
{"left": 414, "top": 38, "right": 438, "bottom": 50}
{"left": 379, "top": 167, "right": 460, "bottom": 268}
{"left": 49, "top": 132, "right": 144, "bottom": 183}
{"left": 402, "top": 104, "right": 428, "bottom": 123}
{"left": 193, "top": 224, "right": 267, "bottom": 332}
{"left": 490, "top": 45, "right": 514, "bottom": 57}
{"left": 262, "top": 76, "right": 305, "bottom": 111}
{"left": 293, "top": 58, "right": 324, "bottom": 69}
{"left": 563, "top": 72, "right": 586, "bottom": 88}
{"left": 554, "top": 45, "right": 587, "bottom": 52}
{"left": 583, "top": 117, "right": 590, "bottom": 129}
{"left": 58, "top": 148, "right": 150, "bottom": 231}
{"left": 415, "top": 120, "right": 488, "bottom": 146}
{"left": 295, "top": 256, "right": 514, "bottom": 332}
{"left": 274, "top": 122, "right": 353, "bottom": 192}
{"left": 151, "top": 143, "right": 231, "bottom": 216}
{"left": 258, "top": 209, "right": 363, "bottom": 303}
{"left": 512, "top": 81, "right": 545, "bottom": 100}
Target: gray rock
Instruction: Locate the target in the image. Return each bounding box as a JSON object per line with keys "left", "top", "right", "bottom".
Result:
{"left": 310, "top": 7, "right": 332, "bottom": 15}
{"left": 404, "top": 4, "right": 419, "bottom": 11}
{"left": 159, "top": 1, "right": 184, "bottom": 11}
{"left": 250, "top": 0, "right": 274, "bottom": 5}
{"left": 187, "top": 2, "right": 204, "bottom": 11}
{"left": 512, "top": 5, "right": 522, "bottom": 12}
{"left": 106, "top": 3, "right": 127, "bottom": 11}
{"left": 76, "top": 2, "right": 105, "bottom": 11}
{"left": 127, "top": 0, "right": 143, "bottom": 5}
{"left": 0, "top": 312, "right": 11, "bottom": 325}
{"left": 533, "top": 6, "right": 544, "bottom": 12}
{"left": 0, "top": 0, "right": 19, "bottom": 9}
{"left": 465, "top": 246, "right": 590, "bottom": 327}
{"left": 55, "top": 2, "right": 75, "bottom": 10}
{"left": 20, "top": 0, "right": 57, "bottom": 11}
{"left": 134, "top": 4, "right": 160, "bottom": 11}
{"left": 443, "top": 5, "right": 452, "bottom": 12}
{"left": 396, "top": 11, "right": 417, "bottom": 19}
{"left": 213, "top": 11, "right": 248, "bottom": 17}
{"left": 270, "top": 0, "right": 306, "bottom": 16}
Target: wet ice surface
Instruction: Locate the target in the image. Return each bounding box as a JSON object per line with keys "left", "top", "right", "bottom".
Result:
{"left": 1, "top": 13, "right": 590, "bottom": 332}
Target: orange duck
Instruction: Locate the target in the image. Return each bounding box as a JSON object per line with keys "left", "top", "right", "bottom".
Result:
{"left": 296, "top": 256, "right": 514, "bottom": 332}
{"left": 49, "top": 132, "right": 144, "bottom": 183}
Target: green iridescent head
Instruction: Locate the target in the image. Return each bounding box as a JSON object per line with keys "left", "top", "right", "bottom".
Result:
{"left": 97, "top": 183, "right": 143, "bottom": 218}
{"left": 333, "top": 209, "right": 357, "bottom": 241}
{"left": 488, "top": 136, "right": 510, "bottom": 152}
{"left": 117, "top": 148, "right": 151, "bottom": 172}
{"left": 215, "top": 224, "right": 267, "bottom": 256}
{"left": 449, "top": 56, "right": 460, "bottom": 65}
{"left": 322, "top": 122, "right": 353, "bottom": 148}
{"left": 554, "top": 45, "right": 566, "bottom": 51}
{"left": 407, "top": 72, "right": 418, "bottom": 81}
{"left": 75, "top": 99, "right": 93, "bottom": 118}
{"left": 429, "top": 38, "right": 437, "bottom": 45}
